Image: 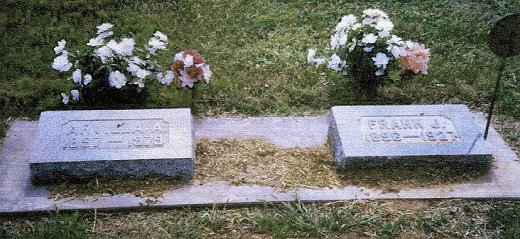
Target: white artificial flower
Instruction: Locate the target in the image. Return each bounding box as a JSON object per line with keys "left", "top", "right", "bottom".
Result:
{"left": 387, "top": 35, "right": 403, "bottom": 45}
{"left": 52, "top": 54, "right": 72, "bottom": 72}
{"left": 351, "top": 23, "right": 362, "bottom": 30}
{"left": 372, "top": 52, "right": 390, "bottom": 69}
{"left": 97, "top": 23, "right": 113, "bottom": 34}
{"left": 158, "top": 70, "right": 175, "bottom": 85}
{"left": 363, "top": 46, "right": 374, "bottom": 52}
{"left": 72, "top": 69, "right": 82, "bottom": 84}
{"left": 335, "top": 15, "right": 357, "bottom": 32}
{"left": 95, "top": 46, "right": 113, "bottom": 63}
{"left": 98, "top": 31, "right": 113, "bottom": 39}
{"left": 83, "top": 74, "right": 92, "bottom": 85}
{"left": 361, "top": 33, "right": 378, "bottom": 44}
{"left": 307, "top": 48, "right": 326, "bottom": 67}
{"left": 375, "top": 68, "right": 386, "bottom": 76}
{"left": 307, "top": 48, "right": 317, "bottom": 62}
{"left": 179, "top": 70, "right": 196, "bottom": 88}
{"left": 378, "top": 30, "right": 390, "bottom": 38}
{"left": 153, "top": 31, "right": 168, "bottom": 42}
{"left": 87, "top": 35, "right": 105, "bottom": 47}
{"left": 105, "top": 40, "right": 119, "bottom": 53}
{"left": 135, "top": 68, "right": 150, "bottom": 79}
{"left": 362, "top": 9, "right": 389, "bottom": 25}
{"left": 314, "top": 58, "right": 326, "bottom": 67}
{"left": 183, "top": 54, "right": 194, "bottom": 67}
{"left": 54, "top": 39, "right": 67, "bottom": 55}
{"left": 130, "top": 56, "right": 145, "bottom": 65}
{"left": 88, "top": 31, "right": 114, "bottom": 47}
{"left": 61, "top": 93, "right": 69, "bottom": 105}
{"left": 330, "top": 34, "right": 340, "bottom": 50}
{"left": 110, "top": 38, "right": 135, "bottom": 56}
{"left": 404, "top": 40, "right": 415, "bottom": 49}
{"left": 330, "top": 31, "right": 348, "bottom": 50}
{"left": 148, "top": 37, "right": 167, "bottom": 55}
{"left": 375, "top": 20, "right": 394, "bottom": 32}
{"left": 70, "top": 90, "right": 80, "bottom": 101}
{"left": 387, "top": 44, "right": 404, "bottom": 58}
{"left": 328, "top": 54, "right": 346, "bottom": 72}
{"left": 363, "top": 9, "right": 389, "bottom": 19}
{"left": 202, "top": 64, "right": 212, "bottom": 83}
{"left": 108, "top": 70, "right": 127, "bottom": 89}
{"left": 133, "top": 78, "right": 145, "bottom": 88}
{"left": 126, "top": 63, "right": 141, "bottom": 75}
{"left": 174, "top": 51, "right": 184, "bottom": 61}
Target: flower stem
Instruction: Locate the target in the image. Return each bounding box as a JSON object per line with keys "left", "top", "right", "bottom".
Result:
{"left": 190, "top": 86, "right": 197, "bottom": 115}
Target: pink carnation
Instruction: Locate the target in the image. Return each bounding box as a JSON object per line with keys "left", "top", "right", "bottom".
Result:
{"left": 399, "top": 43, "right": 430, "bottom": 74}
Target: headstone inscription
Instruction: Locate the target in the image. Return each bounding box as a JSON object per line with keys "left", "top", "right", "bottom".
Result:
{"left": 328, "top": 105, "right": 493, "bottom": 170}
{"left": 30, "top": 109, "right": 195, "bottom": 184}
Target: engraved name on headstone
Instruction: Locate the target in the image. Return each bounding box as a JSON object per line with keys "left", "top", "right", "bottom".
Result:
{"left": 60, "top": 119, "right": 169, "bottom": 150}
{"left": 361, "top": 116, "right": 460, "bottom": 144}
{"left": 328, "top": 105, "right": 493, "bottom": 170}
{"left": 30, "top": 109, "right": 194, "bottom": 184}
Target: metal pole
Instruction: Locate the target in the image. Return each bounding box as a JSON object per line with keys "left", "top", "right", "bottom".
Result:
{"left": 484, "top": 58, "right": 506, "bottom": 140}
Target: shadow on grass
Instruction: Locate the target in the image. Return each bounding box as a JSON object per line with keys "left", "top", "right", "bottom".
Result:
{"left": 327, "top": 75, "right": 414, "bottom": 106}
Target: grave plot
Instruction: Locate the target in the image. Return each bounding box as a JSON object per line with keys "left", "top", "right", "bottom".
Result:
{"left": 0, "top": 106, "right": 519, "bottom": 214}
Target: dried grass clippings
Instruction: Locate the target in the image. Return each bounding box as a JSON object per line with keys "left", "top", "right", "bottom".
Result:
{"left": 47, "top": 139, "right": 491, "bottom": 199}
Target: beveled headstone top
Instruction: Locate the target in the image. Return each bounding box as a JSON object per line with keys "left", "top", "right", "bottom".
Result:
{"left": 30, "top": 108, "right": 194, "bottom": 183}
{"left": 328, "top": 104, "right": 493, "bottom": 169}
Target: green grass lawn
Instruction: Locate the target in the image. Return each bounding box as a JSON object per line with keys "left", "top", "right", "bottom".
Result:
{"left": 2, "top": 200, "right": 520, "bottom": 238}
{"left": 1, "top": 0, "right": 520, "bottom": 238}
{"left": 1, "top": 0, "right": 519, "bottom": 122}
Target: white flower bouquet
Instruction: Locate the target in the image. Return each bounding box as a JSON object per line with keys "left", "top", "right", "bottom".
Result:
{"left": 308, "top": 9, "right": 430, "bottom": 91}
{"left": 52, "top": 23, "right": 212, "bottom": 107}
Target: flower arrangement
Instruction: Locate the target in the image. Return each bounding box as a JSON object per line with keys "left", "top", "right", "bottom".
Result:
{"left": 308, "top": 9, "right": 430, "bottom": 91}
{"left": 170, "top": 50, "right": 212, "bottom": 88}
{"left": 52, "top": 23, "right": 212, "bottom": 107}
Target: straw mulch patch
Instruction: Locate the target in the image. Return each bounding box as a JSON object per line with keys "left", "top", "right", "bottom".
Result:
{"left": 196, "top": 139, "right": 490, "bottom": 193}
{"left": 46, "top": 139, "right": 491, "bottom": 199}
{"left": 195, "top": 139, "right": 342, "bottom": 189}
{"left": 47, "top": 177, "right": 189, "bottom": 200}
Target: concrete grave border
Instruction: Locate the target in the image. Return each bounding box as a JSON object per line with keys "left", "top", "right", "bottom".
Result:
{"left": 0, "top": 112, "right": 519, "bottom": 214}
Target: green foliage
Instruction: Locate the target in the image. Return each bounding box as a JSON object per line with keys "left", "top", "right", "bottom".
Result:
{"left": 1, "top": 0, "right": 520, "bottom": 120}
{"left": 251, "top": 199, "right": 364, "bottom": 238}
{"left": 11, "top": 212, "right": 90, "bottom": 239}
{"left": 489, "top": 202, "right": 520, "bottom": 239}
{"left": 373, "top": 215, "right": 408, "bottom": 239}
{"left": 419, "top": 211, "right": 452, "bottom": 235}
{"left": 164, "top": 207, "right": 229, "bottom": 239}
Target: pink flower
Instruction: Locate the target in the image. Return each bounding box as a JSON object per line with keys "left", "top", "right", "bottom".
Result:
{"left": 398, "top": 43, "right": 430, "bottom": 74}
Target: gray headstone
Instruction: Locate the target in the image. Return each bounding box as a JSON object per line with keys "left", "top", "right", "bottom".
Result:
{"left": 328, "top": 105, "right": 493, "bottom": 170}
{"left": 30, "top": 109, "right": 195, "bottom": 184}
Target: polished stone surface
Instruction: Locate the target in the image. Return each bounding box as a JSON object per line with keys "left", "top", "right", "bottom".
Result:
{"left": 329, "top": 105, "right": 493, "bottom": 169}
{"left": 30, "top": 109, "right": 194, "bottom": 183}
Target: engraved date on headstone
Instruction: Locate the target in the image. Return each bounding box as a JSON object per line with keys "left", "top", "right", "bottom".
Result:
{"left": 60, "top": 119, "right": 170, "bottom": 150}
{"left": 361, "top": 116, "right": 460, "bottom": 144}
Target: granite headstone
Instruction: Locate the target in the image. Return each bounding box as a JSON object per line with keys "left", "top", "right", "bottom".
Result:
{"left": 30, "top": 109, "right": 195, "bottom": 184}
{"left": 328, "top": 105, "right": 493, "bottom": 170}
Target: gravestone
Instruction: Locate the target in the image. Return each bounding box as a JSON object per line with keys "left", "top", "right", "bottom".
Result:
{"left": 30, "top": 109, "right": 195, "bottom": 184}
{"left": 328, "top": 105, "right": 493, "bottom": 170}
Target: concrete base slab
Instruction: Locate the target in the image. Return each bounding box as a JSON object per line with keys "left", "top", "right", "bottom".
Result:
{"left": 0, "top": 113, "right": 519, "bottom": 214}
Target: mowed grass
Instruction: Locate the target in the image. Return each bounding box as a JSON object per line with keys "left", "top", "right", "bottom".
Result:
{"left": 2, "top": 200, "right": 520, "bottom": 238}
{"left": 1, "top": 1, "right": 520, "bottom": 238}
{"left": 1, "top": 0, "right": 520, "bottom": 123}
